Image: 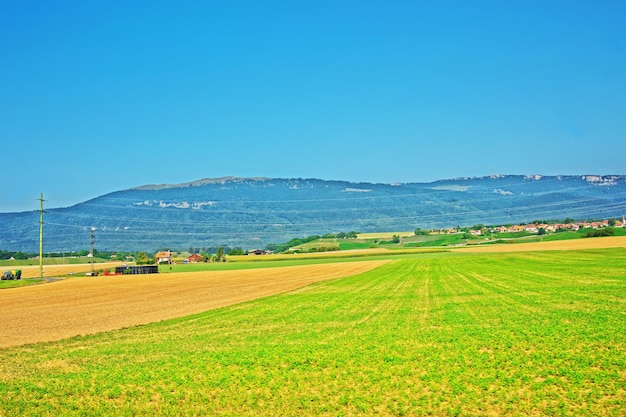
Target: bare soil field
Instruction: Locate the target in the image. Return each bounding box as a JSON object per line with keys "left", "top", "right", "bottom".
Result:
{"left": 453, "top": 235, "right": 626, "bottom": 253}
{"left": 0, "top": 260, "right": 388, "bottom": 348}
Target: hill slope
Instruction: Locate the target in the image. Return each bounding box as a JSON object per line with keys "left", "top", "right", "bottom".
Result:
{"left": 1, "top": 175, "right": 625, "bottom": 252}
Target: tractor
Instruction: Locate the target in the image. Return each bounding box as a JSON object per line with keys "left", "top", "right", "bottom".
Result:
{"left": 1, "top": 270, "right": 21, "bottom": 280}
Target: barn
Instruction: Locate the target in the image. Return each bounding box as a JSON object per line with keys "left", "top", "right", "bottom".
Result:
{"left": 184, "top": 253, "right": 204, "bottom": 263}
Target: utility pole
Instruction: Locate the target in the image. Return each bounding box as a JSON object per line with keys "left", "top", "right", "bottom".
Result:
{"left": 90, "top": 227, "right": 95, "bottom": 275}
{"left": 39, "top": 193, "right": 45, "bottom": 278}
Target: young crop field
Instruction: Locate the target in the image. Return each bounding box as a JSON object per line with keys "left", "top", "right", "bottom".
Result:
{"left": 0, "top": 247, "right": 625, "bottom": 416}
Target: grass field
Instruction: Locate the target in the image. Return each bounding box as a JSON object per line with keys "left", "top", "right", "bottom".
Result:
{"left": 1, "top": 244, "right": 624, "bottom": 416}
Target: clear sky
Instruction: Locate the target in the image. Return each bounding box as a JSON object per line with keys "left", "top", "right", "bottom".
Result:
{"left": 1, "top": 0, "right": 625, "bottom": 212}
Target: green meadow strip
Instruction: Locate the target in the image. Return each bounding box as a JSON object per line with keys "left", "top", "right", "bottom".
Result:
{"left": 160, "top": 250, "right": 450, "bottom": 272}
{"left": 1, "top": 249, "right": 624, "bottom": 416}
{"left": 0, "top": 278, "right": 45, "bottom": 289}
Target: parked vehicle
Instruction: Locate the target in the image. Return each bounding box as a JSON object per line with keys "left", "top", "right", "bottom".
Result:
{"left": 1, "top": 270, "right": 21, "bottom": 280}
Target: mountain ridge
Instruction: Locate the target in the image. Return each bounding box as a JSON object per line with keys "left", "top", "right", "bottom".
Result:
{"left": 1, "top": 174, "right": 625, "bottom": 252}
{"left": 128, "top": 174, "right": 626, "bottom": 191}
{"left": 132, "top": 176, "right": 272, "bottom": 190}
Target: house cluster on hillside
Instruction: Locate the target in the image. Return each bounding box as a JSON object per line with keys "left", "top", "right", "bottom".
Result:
{"left": 469, "top": 216, "right": 625, "bottom": 236}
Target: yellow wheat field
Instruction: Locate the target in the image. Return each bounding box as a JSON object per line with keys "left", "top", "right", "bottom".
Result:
{"left": 452, "top": 235, "right": 626, "bottom": 253}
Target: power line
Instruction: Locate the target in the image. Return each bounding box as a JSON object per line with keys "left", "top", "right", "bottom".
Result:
{"left": 38, "top": 193, "right": 46, "bottom": 278}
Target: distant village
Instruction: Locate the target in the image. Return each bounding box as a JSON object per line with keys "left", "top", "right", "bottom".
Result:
{"left": 151, "top": 216, "right": 625, "bottom": 263}
{"left": 464, "top": 216, "right": 625, "bottom": 236}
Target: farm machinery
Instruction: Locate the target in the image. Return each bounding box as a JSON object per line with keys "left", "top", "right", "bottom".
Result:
{"left": 2, "top": 270, "right": 22, "bottom": 280}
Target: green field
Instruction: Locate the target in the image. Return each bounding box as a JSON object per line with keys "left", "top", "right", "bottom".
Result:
{"left": 290, "top": 227, "right": 626, "bottom": 253}
{"left": 0, "top": 278, "right": 45, "bottom": 289}
{"left": 1, "top": 249, "right": 625, "bottom": 416}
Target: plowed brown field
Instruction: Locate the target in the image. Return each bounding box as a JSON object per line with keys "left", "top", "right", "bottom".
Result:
{"left": 0, "top": 260, "right": 388, "bottom": 348}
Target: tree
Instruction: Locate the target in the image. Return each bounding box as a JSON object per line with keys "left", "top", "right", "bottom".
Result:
{"left": 136, "top": 252, "right": 149, "bottom": 265}
{"left": 229, "top": 247, "right": 245, "bottom": 255}
{"left": 584, "top": 227, "right": 615, "bottom": 238}
{"left": 214, "top": 247, "right": 225, "bottom": 262}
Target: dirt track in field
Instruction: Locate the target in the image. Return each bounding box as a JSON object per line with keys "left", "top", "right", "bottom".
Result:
{"left": 0, "top": 261, "right": 388, "bottom": 348}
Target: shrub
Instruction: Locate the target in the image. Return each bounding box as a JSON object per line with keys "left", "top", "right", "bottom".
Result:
{"left": 584, "top": 227, "right": 615, "bottom": 238}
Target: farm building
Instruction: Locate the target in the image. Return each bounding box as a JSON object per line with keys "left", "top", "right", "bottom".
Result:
{"left": 248, "top": 249, "right": 269, "bottom": 255}
{"left": 184, "top": 254, "right": 203, "bottom": 263}
{"left": 114, "top": 265, "right": 159, "bottom": 275}
{"left": 155, "top": 251, "right": 173, "bottom": 264}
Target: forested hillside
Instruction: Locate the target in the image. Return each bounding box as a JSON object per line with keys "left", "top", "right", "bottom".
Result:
{"left": 1, "top": 175, "right": 625, "bottom": 252}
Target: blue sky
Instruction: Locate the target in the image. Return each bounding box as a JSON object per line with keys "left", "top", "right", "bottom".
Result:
{"left": 1, "top": 0, "right": 625, "bottom": 212}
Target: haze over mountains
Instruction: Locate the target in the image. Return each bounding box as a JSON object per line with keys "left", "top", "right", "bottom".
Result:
{"left": 1, "top": 175, "right": 625, "bottom": 252}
